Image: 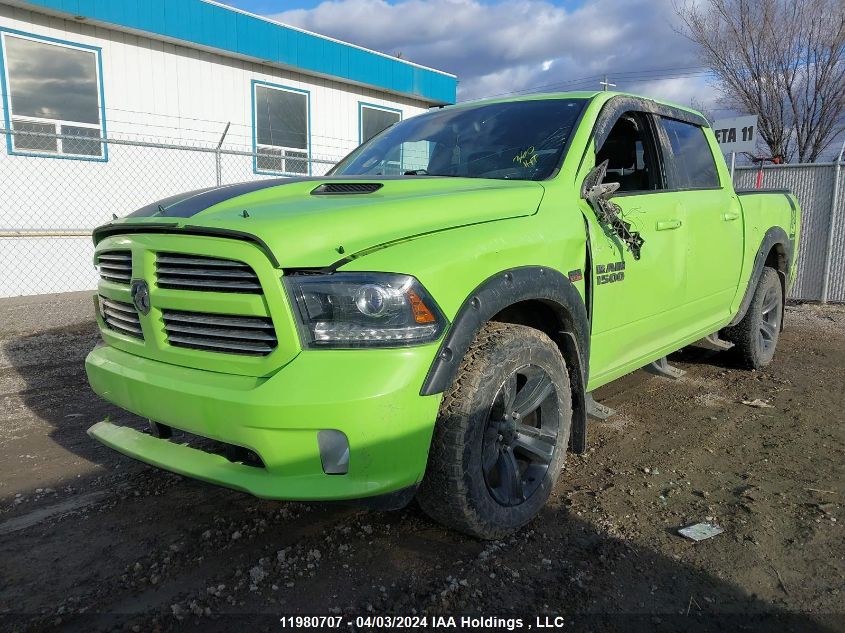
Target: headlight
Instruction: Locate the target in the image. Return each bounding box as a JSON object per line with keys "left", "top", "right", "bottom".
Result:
{"left": 283, "top": 272, "right": 447, "bottom": 348}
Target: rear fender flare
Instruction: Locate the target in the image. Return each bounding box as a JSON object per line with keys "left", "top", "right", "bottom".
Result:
{"left": 728, "top": 226, "right": 792, "bottom": 327}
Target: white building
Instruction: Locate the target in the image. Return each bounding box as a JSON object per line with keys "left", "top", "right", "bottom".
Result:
{"left": 0, "top": 0, "right": 457, "bottom": 296}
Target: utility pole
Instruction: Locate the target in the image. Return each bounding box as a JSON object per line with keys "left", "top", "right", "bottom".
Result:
{"left": 600, "top": 75, "right": 616, "bottom": 91}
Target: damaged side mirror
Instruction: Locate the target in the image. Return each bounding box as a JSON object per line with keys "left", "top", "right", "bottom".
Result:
{"left": 581, "top": 159, "right": 620, "bottom": 202}
{"left": 581, "top": 159, "right": 644, "bottom": 260}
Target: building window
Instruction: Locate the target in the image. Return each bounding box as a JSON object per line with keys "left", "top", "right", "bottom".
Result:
{"left": 253, "top": 82, "right": 309, "bottom": 175}
{"left": 1, "top": 31, "right": 106, "bottom": 159}
{"left": 359, "top": 103, "right": 401, "bottom": 144}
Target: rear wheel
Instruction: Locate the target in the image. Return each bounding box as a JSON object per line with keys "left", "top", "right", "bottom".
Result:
{"left": 417, "top": 322, "right": 572, "bottom": 539}
{"left": 723, "top": 267, "right": 783, "bottom": 369}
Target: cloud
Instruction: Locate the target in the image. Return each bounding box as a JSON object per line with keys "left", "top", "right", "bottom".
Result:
{"left": 272, "top": 0, "right": 716, "bottom": 108}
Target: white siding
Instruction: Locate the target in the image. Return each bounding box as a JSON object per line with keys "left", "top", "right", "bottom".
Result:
{"left": 0, "top": 4, "right": 432, "bottom": 297}
{"left": 0, "top": 4, "right": 430, "bottom": 150}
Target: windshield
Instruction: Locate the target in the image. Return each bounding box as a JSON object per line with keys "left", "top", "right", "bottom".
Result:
{"left": 331, "top": 98, "right": 586, "bottom": 181}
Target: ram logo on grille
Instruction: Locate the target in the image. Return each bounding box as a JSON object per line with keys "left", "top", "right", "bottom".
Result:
{"left": 130, "top": 280, "right": 151, "bottom": 315}
{"left": 155, "top": 253, "right": 262, "bottom": 293}
{"left": 162, "top": 310, "right": 277, "bottom": 356}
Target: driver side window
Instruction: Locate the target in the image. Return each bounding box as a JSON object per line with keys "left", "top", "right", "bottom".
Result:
{"left": 596, "top": 112, "right": 664, "bottom": 194}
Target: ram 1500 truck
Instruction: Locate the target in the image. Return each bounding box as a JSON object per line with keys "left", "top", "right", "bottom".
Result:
{"left": 86, "top": 92, "right": 800, "bottom": 538}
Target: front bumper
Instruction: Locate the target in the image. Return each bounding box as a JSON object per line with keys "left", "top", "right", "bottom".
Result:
{"left": 86, "top": 343, "right": 442, "bottom": 500}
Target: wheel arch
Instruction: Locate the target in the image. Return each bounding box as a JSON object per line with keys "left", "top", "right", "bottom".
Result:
{"left": 728, "top": 227, "right": 792, "bottom": 328}
{"left": 420, "top": 266, "right": 590, "bottom": 454}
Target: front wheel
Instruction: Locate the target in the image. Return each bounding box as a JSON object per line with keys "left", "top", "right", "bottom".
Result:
{"left": 417, "top": 322, "right": 572, "bottom": 539}
{"left": 723, "top": 266, "right": 783, "bottom": 369}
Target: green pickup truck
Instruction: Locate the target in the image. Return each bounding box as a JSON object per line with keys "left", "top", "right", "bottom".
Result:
{"left": 86, "top": 91, "right": 799, "bottom": 538}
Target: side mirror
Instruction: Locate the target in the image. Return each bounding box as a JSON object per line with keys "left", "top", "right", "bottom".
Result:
{"left": 580, "top": 159, "right": 619, "bottom": 202}
{"left": 580, "top": 159, "right": 644, "bottom": 260}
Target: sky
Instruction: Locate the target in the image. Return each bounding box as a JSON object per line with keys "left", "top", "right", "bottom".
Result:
{"left": 221, "top": 0, "right": 724, "bottom": 113}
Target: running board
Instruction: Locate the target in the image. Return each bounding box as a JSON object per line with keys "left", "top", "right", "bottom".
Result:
{"left": 586, "top": 392, "right": 616, "bottom": 420}
{"left": 644, "top": 356, "right": 686, "bottom": 379}
{"left": 694, "top": 333, "right": 735, "bottom": 351}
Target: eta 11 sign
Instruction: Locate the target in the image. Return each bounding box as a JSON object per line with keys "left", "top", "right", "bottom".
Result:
{"left": 713, "top": 115, "right": 758, "bottom": 154}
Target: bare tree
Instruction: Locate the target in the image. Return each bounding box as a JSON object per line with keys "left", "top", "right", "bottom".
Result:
{"left": 676, "top": 0, "right": 845, "bottom": 162}
{"left": 689, "top": 97, "right": 717, "bottom": 125}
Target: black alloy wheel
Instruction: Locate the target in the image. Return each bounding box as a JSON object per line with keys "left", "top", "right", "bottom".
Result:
{"left": 482, "top": 365, "right": 560, "bottom": 507}
{"left": 417, "top": 322, "right": 572, "bottom": 539}
{"left": 758, "top": 282, "right": 782, "bottom": 353}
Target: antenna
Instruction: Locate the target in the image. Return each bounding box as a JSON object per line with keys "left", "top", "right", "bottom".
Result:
{"left": 600, "top": 75, "right": 616, "bottom": 91}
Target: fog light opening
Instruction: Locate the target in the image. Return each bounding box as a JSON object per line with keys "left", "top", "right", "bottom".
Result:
{"left": 317, "top": 430, "right": 350, "bottom": 475}
{"left": 148, "top": 420, "right": 173, "bottom": 439}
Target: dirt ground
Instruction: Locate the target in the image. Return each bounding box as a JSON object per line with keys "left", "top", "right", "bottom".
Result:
{"left": 0, "top": 292, "right": 842, "bottom": 633}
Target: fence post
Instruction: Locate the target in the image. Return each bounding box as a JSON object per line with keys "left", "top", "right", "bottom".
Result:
{"left": 215, "top": 122, "right": 231, "bottom": 187}
{"left": 821, "top": 146, "right": 845, "bottom": 303}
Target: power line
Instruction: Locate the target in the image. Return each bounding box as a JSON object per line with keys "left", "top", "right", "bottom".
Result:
{"left": 0, "top": 64, "right": 716, "bottom": 148}
{"left": 475, "top": 65, "right": 711, "bottom": 99}
{"left": 520, "top": 68, "right": 710, "bottom": 95}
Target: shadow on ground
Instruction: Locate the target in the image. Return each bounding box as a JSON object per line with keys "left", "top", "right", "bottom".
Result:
{"left": 1, "top": 301, "right": 842, "bottom": 633}
{"left": 0, "top": 495, "right": 838, "bottom": 633}
{"left": 1, "top": 321, "right": 148, "bottom": 491}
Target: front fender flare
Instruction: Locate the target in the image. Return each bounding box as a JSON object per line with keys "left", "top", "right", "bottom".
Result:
{"left": 421, "top": 266, "right": 589, "bottom": 395}
{"left": 420, "top": 266, "right": 590, "bottom": 453}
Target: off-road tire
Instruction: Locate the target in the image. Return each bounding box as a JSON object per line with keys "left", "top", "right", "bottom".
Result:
{"left": 723, "top": 267, "right": 783, "bottom": 369}
{"left": 416, "top": 322, "right": 572, "bottom": 539}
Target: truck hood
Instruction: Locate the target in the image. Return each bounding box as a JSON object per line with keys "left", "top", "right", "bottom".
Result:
{"left": 96, "top": 177, "right": 545, "bottom": 267}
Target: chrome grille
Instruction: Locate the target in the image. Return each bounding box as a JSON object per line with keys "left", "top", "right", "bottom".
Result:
{"left": 99, "top": 297, "right": 143, "bottom": 339}
{"left": 162, "top": 310, "right": 277, "bottom": 356}
{"left": 97, "top": 250, "right": 132, "bottom": 284}
{"left": 155, "top": 253, "right": 261, "bottom": 293}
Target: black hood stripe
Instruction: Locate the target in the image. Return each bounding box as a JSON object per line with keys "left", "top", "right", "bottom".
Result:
{"left": 128, "top": 178, "right": 315, "bottom": 218}
{"left": 126, "top": 175, "right": 458, "bottom": 219}
{"left": 126, "top": 174, "right": 464, "bottom": 220}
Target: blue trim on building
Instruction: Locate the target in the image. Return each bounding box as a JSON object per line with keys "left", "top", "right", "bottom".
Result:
{"left": 357, "top": 101, "right": 402, "bottom": 145}
{"left": 15, "top": 0, "right": 457, "bottom": 104}
{"left": 0, "top": 27, "right": 108, "bottom": 162}
{"left": 0, "top": 30, "right": 12, "bottom": 157}
{"left": 250, "top": 79, "right": 312, "bottom": 177}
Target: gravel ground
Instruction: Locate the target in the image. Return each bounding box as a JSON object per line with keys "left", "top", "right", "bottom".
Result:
{"left": 0, "top": 293, "right": 843, "bottom": 632}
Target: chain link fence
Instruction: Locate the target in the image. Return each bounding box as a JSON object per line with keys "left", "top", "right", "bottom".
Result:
{"left": 1, "top": 126, "right": 844, "bottom": 301}
{"left": 0, "top": 127, "right": 341, "bottom": 296}
{"left": 735, "top": 161, "right": 845, "bottom": 303}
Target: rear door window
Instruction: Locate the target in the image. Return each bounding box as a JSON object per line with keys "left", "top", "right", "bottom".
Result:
{"left": 659, "top": 117, "right": 721, "bottom": 189}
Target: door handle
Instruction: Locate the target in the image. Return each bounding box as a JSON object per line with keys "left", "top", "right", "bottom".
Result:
{"left": 656, "top": 219, "right": 682, "bottom": 231}
{"left": 723, "top": 211, "right": 740, "bottom": 221}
